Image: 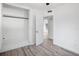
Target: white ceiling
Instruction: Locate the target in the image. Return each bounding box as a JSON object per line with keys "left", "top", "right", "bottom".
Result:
{"left": 19, "top": 3, "right": 65, "bottom": 11}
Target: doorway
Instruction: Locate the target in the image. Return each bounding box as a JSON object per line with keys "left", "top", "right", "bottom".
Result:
{"left": 43, "top": 18, "right": 48, "bottom": 40}
{"left": 43, "top": 15, "right": 53, "bottom": 45}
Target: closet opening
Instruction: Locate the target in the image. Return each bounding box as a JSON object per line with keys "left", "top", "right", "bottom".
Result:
{"left": 1, "top": 3, "right": 30, "bottom": 52}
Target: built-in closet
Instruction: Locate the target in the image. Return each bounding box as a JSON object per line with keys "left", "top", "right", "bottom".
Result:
{"left": 1, "top": 3, "right": 29, "bottom": 52}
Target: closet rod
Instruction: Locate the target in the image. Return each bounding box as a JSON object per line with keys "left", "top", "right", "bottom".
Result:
{"left": 3, "top": 15, "right": 29, "bottom": 19}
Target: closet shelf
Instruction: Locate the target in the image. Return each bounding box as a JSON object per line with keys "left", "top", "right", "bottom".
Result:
{"left": 3, "top": 15, "right": 29, "bottom": 19}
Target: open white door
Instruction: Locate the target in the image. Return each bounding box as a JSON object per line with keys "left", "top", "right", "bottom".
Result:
{"left": 36, "top": 14, "right": 44, "bottom": 46}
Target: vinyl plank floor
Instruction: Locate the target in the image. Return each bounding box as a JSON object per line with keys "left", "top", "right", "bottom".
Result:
{"left": 22, "top": 46, "right": 34, "bottom": 56}
{"left": 0, "top": 39, "right": 79, "bottom": 56}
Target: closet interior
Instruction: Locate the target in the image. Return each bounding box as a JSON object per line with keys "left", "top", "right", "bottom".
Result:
{"left": 1, "top": 3, "right": 30, "bottom": 52}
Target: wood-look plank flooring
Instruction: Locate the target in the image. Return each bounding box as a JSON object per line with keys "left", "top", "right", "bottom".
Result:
{"left": 0, "top": 39, "right": 79, "bottom": 56}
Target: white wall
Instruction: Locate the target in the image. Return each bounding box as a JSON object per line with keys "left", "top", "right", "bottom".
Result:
{"left": 0, "top": 3, "right": 2, "bottom": 50}
{"left": 53, "top": 4, "right": 79, "bottom": 54}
